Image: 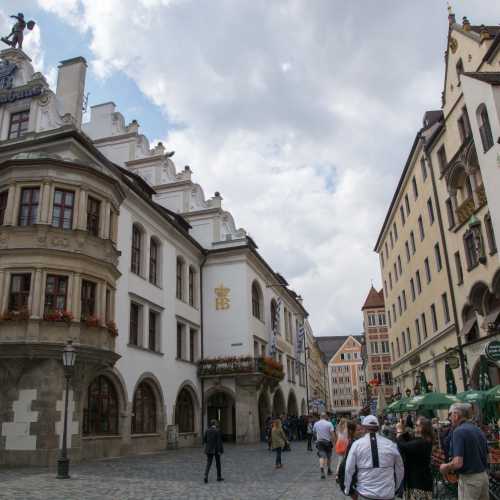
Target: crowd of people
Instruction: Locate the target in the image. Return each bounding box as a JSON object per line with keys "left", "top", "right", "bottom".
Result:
{"left": 203, "top": 403, "right": 492, "bottom": 500}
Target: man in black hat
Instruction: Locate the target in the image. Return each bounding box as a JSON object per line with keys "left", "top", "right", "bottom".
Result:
{"left": 203, "top": 419, "right": 224, "bottom": 483}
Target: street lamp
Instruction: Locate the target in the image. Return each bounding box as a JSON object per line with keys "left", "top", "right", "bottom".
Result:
{"left": 405, "top": 388, "right": 412, "bottom": 398}
{"left": 57, "top": 340, "right": 76, "bottom": 479}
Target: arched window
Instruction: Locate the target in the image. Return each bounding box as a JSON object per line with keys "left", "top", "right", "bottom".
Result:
{"left": 176, "top": 257, "right": 185, "bottom": 300}
{"left": 485, "top": 213, "right": 497, "bottom": 255}
{"left": 83, "top": 375, "right": 119, "bottom": 435}
{"left": 252, "top": 281, "right": 262, "bottom": 320}
{"left": 131, "top": 224, "right": 142, "bottom": 275}
{"left": 188, "top": 266, "right": 196, "bottom": 306}
{"left": 149, "top": 237, "right": 159, "bottom": 285}
{"left": 175, "top": 388, "right": 194, "bottom": 433}
{"left": 477, "top": 104, "right": 494, "bottom": 152}
{"left": 132, "top": 382, "right": 156, "bottom": 434}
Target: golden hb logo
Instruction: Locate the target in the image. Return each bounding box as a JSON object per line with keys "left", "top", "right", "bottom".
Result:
{"left": 215, "top": 283, "right": 230, "bottom": 310}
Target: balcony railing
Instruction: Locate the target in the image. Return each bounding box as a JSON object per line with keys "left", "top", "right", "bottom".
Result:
{"left": 198, "top": 355, "right": 285, "bottom": 380}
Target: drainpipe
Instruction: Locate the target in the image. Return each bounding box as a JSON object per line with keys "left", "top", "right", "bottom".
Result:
{"left": 304, "top": 347, "right": 310, "bottom": 415}
{"left": 420, "top": 133, "right": 469, "bottom": 390}
{"left": 200, "top": 252, "right": 208, "bottom": 438}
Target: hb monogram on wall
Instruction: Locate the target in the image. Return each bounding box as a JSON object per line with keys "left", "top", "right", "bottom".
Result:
{"left": 215, "top": 283, "right": 230, "bottom": 310}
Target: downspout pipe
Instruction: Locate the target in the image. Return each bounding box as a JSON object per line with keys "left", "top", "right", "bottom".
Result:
{"left": 199, "top": 252, "right": 208, "bottom": 438}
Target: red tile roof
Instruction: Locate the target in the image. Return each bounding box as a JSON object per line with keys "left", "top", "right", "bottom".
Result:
{"left": 362, "top": 286, "right": 385, "bottom": 310}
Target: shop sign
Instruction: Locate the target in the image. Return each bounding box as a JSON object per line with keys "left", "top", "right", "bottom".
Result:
{"left": 485, "top": 340, "right": 500, "bottom": 362}
{"left": 0, "top": 85, "right": 43, "bottom": 105}
{"left": 446, "top": 356, "right": 460, "bottom": 369}
{"left": 409, "top": 354, "right": 421, "bottom": 366}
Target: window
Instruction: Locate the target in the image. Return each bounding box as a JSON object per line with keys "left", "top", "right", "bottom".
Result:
{"left": 396, "top": 338, "right": 401, "bottom": 357}
{"left": 416, "top": 271, "right": 422, "bottom": 294}
{"left": 148, "top": 310, "right": 158, "bottom": 351}
{"left": 175, "top": 388, "right": 194, "bottom": 433}
{"left": 421, "top": 157, "right": 427, "bottom": 181}
{"left": 389, "top": 272, "right": 393, "bottom": 290}
{"left": 8, "top": 110, "right": 29, "bottom": 140}
{"left": 370, "top": 342, "right": 379, "bottom": 354}
{"left": 129, "top": 302, "right": 141, "bottom": 346}
{"left": 177, "top": 322, "right": 185, "bottom": 359}
{"left": 427, "top": 198, "right": 435, "bottom": 225}
{"left": 406, "top": 328, "right": 412, "bottom": 351}
{"left": 400, "top": 206, "right": 406, "bottom": 226}
{"left": 86, "top": 196, "right": 100, "bottom": 236}
{"left": 251, "top": 281, "right": 262, "bottom": 319}
{"left": 149, "top": 239, "right": 159, "bottom": 285}
{"left": 188, "top": 266, "right": 195, "bottom": 306}
{"left": 176, "top": 257, "right": 184, "bottom": 300}
{"left": 390, "top": 231, "right": 394, "bottom": 249}
{"left": 18, "top": 187, "right": 39, "bottom": 226}
{"left": 485, "top": 214, "right": 497, "bottom": 254}
{"left": 445, "top": 198, "right": 455, "bottom": 228}
{"left": 442, "top": 293, "right": 450, "bottom": 324}
{"left": 189, "top": 329, "right": 197, "bottom": 362}
{"left": 412, "top": 177, "right": 418, "bottom": 199}
{"left": 402, "top": 332, "right": 407, "bottom": 353}
{"left": 405, "top": 194, "right": 410, "bottom": 216}
{"left": 368, "top": 313, "right": 376, "bottom": 326}
{"left": 81, "top": 280, "right": 96, "bottom": 320}
{"left": 394, "top": 263, "right": 398, "bottom": 282}
{"left": 397, "top": 255, "right": 402, "bottom": 275}
{"left": 380, "top": 252, "right": 385, "bottom": 269}
{"left": 478, "top": 104, "right": 494, "bottom": 152}
{"left": 424, "top": 257, "right": 431, "bottom": 283}
{"left": 392, "top": 304, "right": 396, "bottom": 322}
{"left": 410, "top": 278, "right": 415, "bottom": 301}
{"left": 378, "top": 313, "right": 386, "bottom": 325}
{"left": 434, "top": 243, "right": 443, "bottom": 271}
{"left": 437, "top": 145, "right": 447, "bottom": 172}
{"left": 418, "top": 216, "right": 425, "bottom": 241}
{"left": 0, "top": 190, "right": 8, "bottom": 225}
{"left": 454, "top": 251, "right": 464, "bottom": 285}
{"left": 131, "top": 225, "right": 142, "bottom": 275}
{"left": 421, "top": 313, "right": 428, "bottom": 339}
{"left": 105, "top": 288, "right": 111, "bottom": 322}
{"left": 384, "top": 280, "right": 388, "bottom": 297}
{"left": 402, "top": 290, "right": 407, "bottom": 311}
{"left": 52, "top": 190, "right": 74, "bottom": 229}
{"left": 381, "top": 341, "right": 389, "bottom": 353}
{"left": 405, "top": 241, "right": 410, "bottom": 262}
{"left": 398, "top": 296, "right": 402, "bottom": 315}
{"left": 44, "top": 275, "right": 68, "bottom": 314}
{"left": 456, "top": 58, "right": 464, "bottom": 83}
{"left": 464, "top": 231, "right": 479, "bottom": 269}
{"left": 132, "top": 382, "right": 156, "bottom": 434}
{"left": 393, "top": 222, "right": 398, "bottom": 241}
{"left": 83, "top": 376, "right": 118, "bottom": 435}
{"left": 409, "top": 234, "right": 417, "bottom": 259}
{"left": 431, "top": 304, "right": 438, "bottom": 332}
{"left": 384, "top": 372, "right": 392, "bottom": 385}
{"left": 271, "top": 299, "right": 279, "bottom": 332}
{"left": 9, "top": 273, "right": 31, "bottom": 311}
{"left": 385, "top": 242, "right": 389, "bottom": 259}
{"left": 458, "top": 115, "right": 468, "bottom": 144}
{"left": 415, "top": 318, "right": 421, "bottom": 345}
{"left": 388, "top": 309, "right": 392, "bottom": 328}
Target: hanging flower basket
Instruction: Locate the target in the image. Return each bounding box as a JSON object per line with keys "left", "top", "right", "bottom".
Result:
{"left": 106, "top": 321, "right": 119, "bottom": 337}
{"left": 43, "top": 310, "right": 73, "bottom": 324}
{"left": 85, "top": 315, "right": 101, "bottom": 328}
{"left": 0, "top": 308, "right": 30, "bottom": 321}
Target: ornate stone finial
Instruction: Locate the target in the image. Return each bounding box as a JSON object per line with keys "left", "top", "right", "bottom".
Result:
{"left": 1, "top": 13, "right": 36, "bottom": 50}
{"left": 214, "top": 191, "right": 221, "bottom": 198}
{"left": 462, "top": 16, "right": 471, "bottom": 32}
{"left": 447, "top": 3, "right": 456, "bottom": 25}
{"left": 479, "top": 25, "right": 491, "bottom": 43}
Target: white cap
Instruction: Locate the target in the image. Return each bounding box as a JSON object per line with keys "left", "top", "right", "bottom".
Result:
{"left": 362, "top": 415, "right": 379, "bottom": 427}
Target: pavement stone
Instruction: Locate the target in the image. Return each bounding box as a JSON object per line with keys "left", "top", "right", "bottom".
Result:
{"left": 0, "top": 442, "right": 345, "bottom": 500}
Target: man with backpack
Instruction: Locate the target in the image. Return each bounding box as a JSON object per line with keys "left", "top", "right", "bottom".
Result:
{"left": 344, "top": 415, "right": 404, "bottom": 500}
{"left": 313, "top": 412, "right": 335, "bottom": 479}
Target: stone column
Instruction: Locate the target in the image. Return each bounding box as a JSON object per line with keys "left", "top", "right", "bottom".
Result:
{"left": 96, "top": 281, "right": 106, "bottom": 325}
{"left": 3, "top": 183, "right": 16, "bottom": 225}
{"left": 9, "top": 184, "right": 21, "bottom": 226}
{"left": 235, "top": 377, "right": 261, "bottom": 444}
{"left": 102, "top": 201, "right": 111, "bottom": 240}
{"left": 75, "top": 188, "right": 87, "bottom": 230}
{"left": 0, "top": 269, "right": 5, "bottom": 313}
{"left": 39, "top": 181, "right": 52, "bottom": 224}
{"left": 469, "top": 174, "right": 480, "bottom": 207}
{"left": 72, "top": 273, "right": 82, "bottom": 321}
{"left": 31, "top": 269, "right": 43, "bottom": 318}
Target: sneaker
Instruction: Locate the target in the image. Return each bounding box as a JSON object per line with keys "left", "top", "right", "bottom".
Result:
{"left": 217, "top": 477, "right": 224, "bottom": 482}
{"left": 321, "top": 473, "right": 326, "bottom": 480}
{"left": 327, "top": 469, "right": 333, "bottom": 476}
{"left": 204, "top": 478, "right": 208, "bottom": 484}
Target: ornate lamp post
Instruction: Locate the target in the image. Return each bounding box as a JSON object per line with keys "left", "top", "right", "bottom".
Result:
{"left": 57, "top": 340, "right": 76, "bottom": 479}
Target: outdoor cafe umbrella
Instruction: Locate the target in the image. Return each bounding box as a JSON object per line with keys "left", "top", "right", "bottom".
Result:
{"left": 385, "top": 397, "right": 410, "bottom": 414}
{"left": 485, "top": 385, "right": 500, "bottom": 401}
{"left": 445, "top": 360, "right": 457, "bottom": 395}
{"left": 457, "top": 389, "right": 487, "bottom": 407}
{"left": 404, "top": 392, "right": 459, "bottom": 412}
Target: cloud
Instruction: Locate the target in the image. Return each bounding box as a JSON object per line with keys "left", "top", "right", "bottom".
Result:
{"left": 34, "top": 0, "right": 500, "bottom": 336}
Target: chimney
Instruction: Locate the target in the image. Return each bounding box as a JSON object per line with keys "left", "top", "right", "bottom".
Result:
{"left": 447, "top": 4, "right": 456, "bottom": 26}
{"left": 479, "top": 25, "right": 491, "bottom": 43}
{"left": 56, "top": 57, "right": 87, "bottom": 128}
{"left": 462, "top": 16, "right": 471, "bottom": 32}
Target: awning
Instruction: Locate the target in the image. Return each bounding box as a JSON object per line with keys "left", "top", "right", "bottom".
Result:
{"left": 481, "top": 307, "right": 500, "bottom": 330}
{"left": 460, "top": 317, "right": 477, "bottom": 337}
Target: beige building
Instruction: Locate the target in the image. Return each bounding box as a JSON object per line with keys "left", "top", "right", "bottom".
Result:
{"left": 361, "top": 286, "right": 393, "bottom": 400}
{"left": 374, "top": 12, "right": 500, "bottom": 395}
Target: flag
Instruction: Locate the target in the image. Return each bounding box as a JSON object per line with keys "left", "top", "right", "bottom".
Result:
{"left": 295, "top": 322, "right": 305, "bottom": 374}
{"left": 269, "top": 297, "right": 282, "bottom": 357}
{"left": 445, "top": 360, "right": 457, "bottom": 395}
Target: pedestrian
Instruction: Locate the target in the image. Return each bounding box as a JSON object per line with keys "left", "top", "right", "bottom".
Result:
{"left": 344, "top": 415, "right": 404, "bottom": 500}
{"left": 271, "top": 418, "right": 289, "bottom": 469}
{"left": 306, "top": 416, "right": 315, "bottom": 451}
{"left": 265, "top": 416, "right": 272, "bottom": 451}
{"left": 203, "top": 419, "right": 224, "bottom": 484}
{"left": 336, "top": 420, "right": 357, "bottom": 496}
{"left": 439, "top": 402, "right": 489, "bottom": 500}
{"left": 396, "top": 416, "right": 434, "bottom": 500}
{"left": 335, "top": 417, "right": 348, "bottom": 476}
{"left": 313, "top": 412, "right": 335, "bottom": 479}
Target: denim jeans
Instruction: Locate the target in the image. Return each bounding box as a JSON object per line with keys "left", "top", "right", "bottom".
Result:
{"left": 274, "top": 447, "right": 282, "bottom": 466}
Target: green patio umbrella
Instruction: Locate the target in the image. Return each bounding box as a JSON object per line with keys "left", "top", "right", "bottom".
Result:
{"left": 485, "top": 385, "right": 500, "bottom": 401}
{"left": 479, "top": 355, "right": 492, "bottom": 391}
{"left": 384, "top": 397, "right": 410, "bottom": 414}
{"left": 445, "top": 360, "right": 457, "bottom": 395}
{"left": 405, "top": 392, "right": 459, "bottom": 412}
{"left": 457, "top": 389, "right": 487, "bottom": 406}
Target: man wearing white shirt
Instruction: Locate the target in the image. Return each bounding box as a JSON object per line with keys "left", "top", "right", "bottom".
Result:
{"left": 312, "top": 412, "right": 335, "bottom": 479}
{"left": 344, "top": 415, "right": 404, "bottom": 500}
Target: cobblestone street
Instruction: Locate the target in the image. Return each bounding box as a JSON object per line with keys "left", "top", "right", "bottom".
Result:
{"left": 0, "top": 443, "right": 346, "bottom": 500}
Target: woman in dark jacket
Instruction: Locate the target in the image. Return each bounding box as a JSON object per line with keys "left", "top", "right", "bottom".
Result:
{"left": 396, "top": 416, "right": 433, "bottom": 500}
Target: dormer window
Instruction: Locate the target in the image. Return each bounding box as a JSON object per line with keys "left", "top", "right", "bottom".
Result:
{"left": 8, "top": 110, "right": 29, "bottom": 140}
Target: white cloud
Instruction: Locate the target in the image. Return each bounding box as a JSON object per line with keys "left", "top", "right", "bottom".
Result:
{"left": 34, "top": 0, "right": 500, "bottom": 336}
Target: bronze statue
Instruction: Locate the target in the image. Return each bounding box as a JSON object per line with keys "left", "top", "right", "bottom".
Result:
{"left": 1, "top": 13, "right": 36, "bottom": 50}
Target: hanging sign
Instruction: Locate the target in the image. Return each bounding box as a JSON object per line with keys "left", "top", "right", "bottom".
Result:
{"left": 446, "top": 356, "right": 460, "bottom": 369}
{"left": 485, "top": 340, "right": 500, "bottom": 362}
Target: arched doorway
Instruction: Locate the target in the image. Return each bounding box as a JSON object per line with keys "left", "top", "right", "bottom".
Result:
{"left": 258, "top": 390, "right": 271, "bottom": 440}
{"left": 175, "top": 387, "right": 196, "bottom": 434}
{"left": 207, "top": 391, "right": 236, "bottom": 442}
{"left": 287, "top": 391, "right": 298, "bottom": 416}
{"left": 272, "top": 389, "right": 285, "bottom": 417}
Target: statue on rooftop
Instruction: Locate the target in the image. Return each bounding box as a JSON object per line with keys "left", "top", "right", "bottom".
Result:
{"left": 1, "top": 13, "right": 36, "bottom": 50}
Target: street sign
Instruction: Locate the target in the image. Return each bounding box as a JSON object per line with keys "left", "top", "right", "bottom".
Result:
{"left": 486, "top": 340, "right": 500, "bottom": 362}
{"left": 446, "top": 356, "right": 459, "bottom": 369}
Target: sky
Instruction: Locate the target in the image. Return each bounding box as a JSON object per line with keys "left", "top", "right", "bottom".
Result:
{"left": 2, "top": 1, "right": 500, "bottom": 337}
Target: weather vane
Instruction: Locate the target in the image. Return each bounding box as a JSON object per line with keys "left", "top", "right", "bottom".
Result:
{"left": 1, "top": 13, "right": 36, "bottom": 50}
